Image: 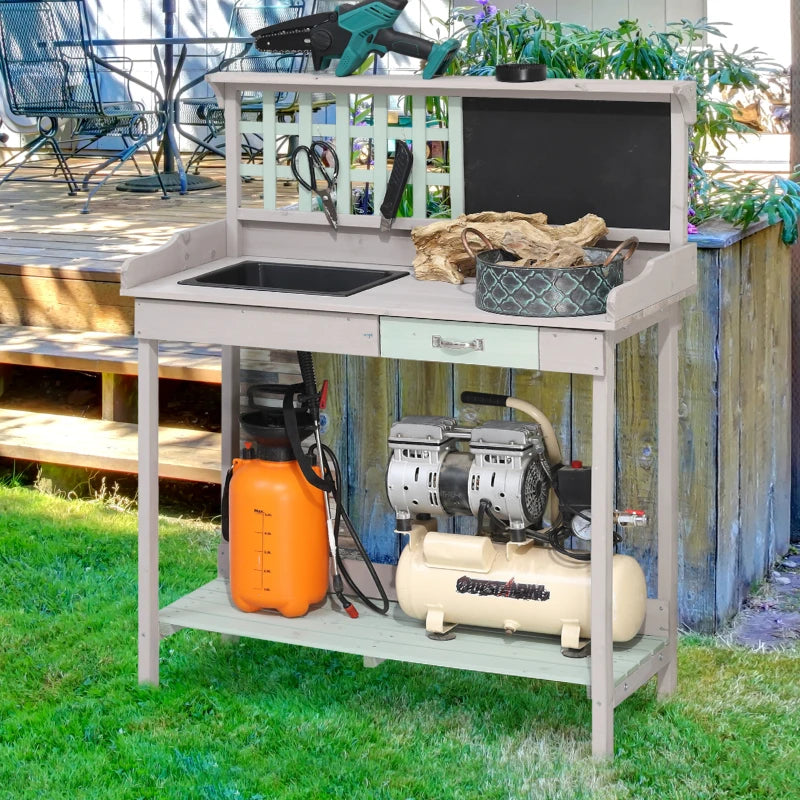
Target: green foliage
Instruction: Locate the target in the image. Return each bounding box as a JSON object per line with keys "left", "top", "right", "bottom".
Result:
{"left": 1, "top": 484, "right": 799, "bottom": 798}
{"left": 443, "top": 5, "right": 800, "bottom": 242}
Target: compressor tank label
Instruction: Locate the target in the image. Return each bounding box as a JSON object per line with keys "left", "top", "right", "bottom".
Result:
{"left": 456, "top": 575, "right": 550, "bottom": 601}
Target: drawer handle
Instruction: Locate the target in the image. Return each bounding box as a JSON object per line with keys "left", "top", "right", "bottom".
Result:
{"left": 431, "top": 335, "right": 485, "bottom": 352}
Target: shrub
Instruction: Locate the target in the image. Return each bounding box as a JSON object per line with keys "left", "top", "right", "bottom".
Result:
{"left": 442, "top": 6, "right": 800, "bottom": 242}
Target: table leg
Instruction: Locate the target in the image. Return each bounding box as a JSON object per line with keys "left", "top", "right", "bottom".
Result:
{"left": 657, "top": 306, "right": 680, "bottom": 697}
{"left": 590, "top": 336, "right": 616, "bottom": 759}
{"left": 217, "top": 346, "right": 240, "bottom": 580}
{"left": 138, "top": 338, "right": 160, "bottom": 685}
{"left": 163, "top": 0, "right": 176, "bottom": 175}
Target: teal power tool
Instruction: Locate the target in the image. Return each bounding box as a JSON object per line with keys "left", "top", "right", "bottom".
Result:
{"left": 252, "top": 0, "right": 459, "bottom": 79}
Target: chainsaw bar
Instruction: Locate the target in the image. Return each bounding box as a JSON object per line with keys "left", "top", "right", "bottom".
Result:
{"left": 252, "top": 13, "right": 332, "bottom": 53}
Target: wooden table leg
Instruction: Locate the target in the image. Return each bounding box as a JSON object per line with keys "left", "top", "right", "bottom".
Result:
{"left": 217, "top": 345, "right": 240, "bottom": 581}
{"left": 591, "top": 336, "right": 616, "bottom": 759}
{"left": 657, "top": 306, "right": 680, "bottom": 697}
{"left": 138, "top": 338, "right": 160, "bottom": 685}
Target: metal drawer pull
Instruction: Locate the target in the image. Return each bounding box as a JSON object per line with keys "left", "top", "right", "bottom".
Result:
{"left": 431, "top": 335, "right": 485, "bottom": 352}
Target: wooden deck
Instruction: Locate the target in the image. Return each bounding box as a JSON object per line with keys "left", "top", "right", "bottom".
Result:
{"left": 0, "top": 159, "right": 233, "bottom": 275}
{"left": 0, "top": 159, "right": 243, "bottom": 332}
{"left": 0, "top": 161, "right": 274, "bottom": 483}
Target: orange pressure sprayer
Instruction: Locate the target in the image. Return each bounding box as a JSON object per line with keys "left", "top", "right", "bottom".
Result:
{"left": 223, "top": 354, "right": 390, "bottom": 621}
{"left": 224, "top": 383, "right": 328, "bottom": 617}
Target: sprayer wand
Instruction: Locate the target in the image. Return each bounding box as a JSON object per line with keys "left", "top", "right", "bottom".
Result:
{"left": 296, "top": 351, "right": 359, "bottom": 618}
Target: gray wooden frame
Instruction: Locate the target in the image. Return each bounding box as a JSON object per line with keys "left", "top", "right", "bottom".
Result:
{"left": 124, "top": 73, "right": 697, "bottom": 760}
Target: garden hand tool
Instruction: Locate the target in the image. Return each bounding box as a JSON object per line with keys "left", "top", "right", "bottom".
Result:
{"left": 379, "top": 139, "right": 413, "bottom": 232}
{"left": 290, "top": 140, "right": 339, "bottom": 230}
{"left": 251, "top": 0, "right": 459, "bottom": 79}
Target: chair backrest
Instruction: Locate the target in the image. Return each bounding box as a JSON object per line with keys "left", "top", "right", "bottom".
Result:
{"left": 219, "top": 1, "right": 308, "bottom": 111}
{"left": 0, "top": 0, "right": 103, "bottom": 118}
{"left": 222, "top": 1, "right": 306, "bottom": 73}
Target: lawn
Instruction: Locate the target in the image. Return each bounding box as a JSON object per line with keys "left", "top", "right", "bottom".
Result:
{"left": 1, "top": 483, "right": 798, "bottom": 800}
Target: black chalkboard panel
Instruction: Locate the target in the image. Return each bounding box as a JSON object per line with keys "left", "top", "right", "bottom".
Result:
{"left": 463, "top": 97, "right": 671, "bottom": 230}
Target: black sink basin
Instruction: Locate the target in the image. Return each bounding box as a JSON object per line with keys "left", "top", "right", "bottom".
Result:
{"left": 178, "top": 261, "right": 407, "bottom": 297}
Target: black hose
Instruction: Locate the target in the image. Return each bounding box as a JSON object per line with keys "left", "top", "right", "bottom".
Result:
{"left": 296, "top": 350, "right": 319, "bottom": 415}
{"left": 312, "top": 442, "right": 390, "bottom": 615}
{"left": 549, "top": 527, "right": 591, "bottom": 561}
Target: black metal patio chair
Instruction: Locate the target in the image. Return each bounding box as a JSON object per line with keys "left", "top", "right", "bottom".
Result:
{"left": 174, "top": 0, "right": 310, "bottom": 173}
{"left": 0, "top": 0, "right": 167, "bottom": 212}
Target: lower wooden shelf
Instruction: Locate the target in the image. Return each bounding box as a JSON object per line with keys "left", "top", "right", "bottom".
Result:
{"left": 160, "top": 578, "right": 667, "bottom": 689}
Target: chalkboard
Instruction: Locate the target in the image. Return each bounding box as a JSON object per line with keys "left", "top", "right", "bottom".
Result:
{"left": 463, "top": 97, "right": 672, "bottom": 231}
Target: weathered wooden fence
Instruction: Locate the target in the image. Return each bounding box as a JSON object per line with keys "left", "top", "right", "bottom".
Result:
{"left": 308, "top": 222, "right": 790, "bottom": 633}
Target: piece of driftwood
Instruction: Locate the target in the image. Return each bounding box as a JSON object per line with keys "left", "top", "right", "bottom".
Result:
{"left": 411, "top": 212, "right": 608, "bottom": 284}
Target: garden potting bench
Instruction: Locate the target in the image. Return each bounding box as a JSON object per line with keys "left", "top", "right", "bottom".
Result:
{"left": 124, "top": 73, "right": 697, "bottom": 759}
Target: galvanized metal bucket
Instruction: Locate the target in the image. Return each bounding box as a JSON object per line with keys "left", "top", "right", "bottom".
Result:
{"left": 463, "top": 228, "right": 638, "bottom": 318}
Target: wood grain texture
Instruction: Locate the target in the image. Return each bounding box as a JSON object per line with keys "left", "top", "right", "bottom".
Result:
{"left": 0, "top": 407, "right": 221, "bottom": 482}
{"left": 510, "top": 369, "right": 571, "bottom": 464}
{"left": 715, "top": 245, "right": 743, "bottom": 625}
{"left": 101, "top": 373, "right": 138, "bottom": 422}
{"left": 738, "top": 231, "right": 770, "bottom": 593}
{"left": 346, "top": 356, "right": 399, "bottom": 563}
{"left": 0, "top": 274, "right": 134, "bottom": 332}
{"left": 676, "top": 247, "right": 719, "bottom": 631}
{"left": 570, "top": 374, "right": 593, "bottom": 465}
{"left": 315, "top": 352, "right": 349, "bottom": 506}
{"left": 766, "top": 226, "right": 792, "bottom": 558}
{"left": 615, "top": 331, "right": 658, "bottom": 593}
{"left": 398, "top": 360, "right": 453, "bottom": 418}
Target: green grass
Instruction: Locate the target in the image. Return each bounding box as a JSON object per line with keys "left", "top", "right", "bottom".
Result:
{"left": 1, "top": 485, "right": 798, "bottom": 800}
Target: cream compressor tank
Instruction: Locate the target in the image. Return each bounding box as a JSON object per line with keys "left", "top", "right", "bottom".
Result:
{"left": 385, "top": 394, "right": 648, "bottom": 650}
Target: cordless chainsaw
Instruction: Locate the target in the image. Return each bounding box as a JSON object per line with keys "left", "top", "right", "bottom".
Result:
{"left": 252, "top": 0, "right": 459, "bottom": 79}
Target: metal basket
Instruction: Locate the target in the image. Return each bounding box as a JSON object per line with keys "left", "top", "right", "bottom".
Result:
{"left": 462, "top": 228, "right": 638, "bottom": 318}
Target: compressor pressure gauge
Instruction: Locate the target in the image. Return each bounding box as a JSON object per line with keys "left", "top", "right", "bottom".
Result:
{"left": 570, "top": 511, "right": 592, "bottom": 541}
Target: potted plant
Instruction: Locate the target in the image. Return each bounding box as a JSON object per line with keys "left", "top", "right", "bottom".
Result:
{"left": 441, "top": 5, "right": 800, "bottom": 242}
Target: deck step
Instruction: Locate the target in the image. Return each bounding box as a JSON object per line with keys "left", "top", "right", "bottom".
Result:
{"left": 0, "top": 408, "right": 221, "bottom": 483}
{"left": 0, "top": 325, "right": 222, "bottom": 383}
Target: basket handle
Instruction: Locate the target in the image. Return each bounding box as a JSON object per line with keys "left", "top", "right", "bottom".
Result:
{"left": 461, "top": 226, "right": 495, "bottom": 260}
{"left": 602, "top": 236, "right": 639, "bottom": 267}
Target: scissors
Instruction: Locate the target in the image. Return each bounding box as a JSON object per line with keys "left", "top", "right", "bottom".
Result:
{"left": 290, "top": 141, "right": 339, "bottom": 230}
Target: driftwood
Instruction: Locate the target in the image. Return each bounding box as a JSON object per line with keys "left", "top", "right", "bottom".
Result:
{"left": 411, "top": 211, "right": 608, "bottom": 284}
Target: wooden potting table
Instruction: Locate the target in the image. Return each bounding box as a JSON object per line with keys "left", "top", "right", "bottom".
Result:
{"left": 124, "top": 73, "right": 697, "bottom": 759}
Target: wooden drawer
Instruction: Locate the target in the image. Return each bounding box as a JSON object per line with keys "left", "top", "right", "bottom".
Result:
{"left": 379, "top": 317, "right": 539, "bottom": 369}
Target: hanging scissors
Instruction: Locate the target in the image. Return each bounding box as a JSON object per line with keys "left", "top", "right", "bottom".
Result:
{"left": 290, "top": 140, "right": 340, "bottom": 230}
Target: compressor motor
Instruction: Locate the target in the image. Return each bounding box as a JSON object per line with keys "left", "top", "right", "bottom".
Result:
{"left": 386, "top": 415, "right": 551, "bottom": 537}
{"left": 385, "top": 393, "right": 649, "bottom": 652}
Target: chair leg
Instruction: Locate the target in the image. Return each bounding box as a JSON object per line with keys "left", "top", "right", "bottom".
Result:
{"left": 50, "top": 138, "right": 80, "bottom": 195}
{"left": 143, "top": 143, "right": 169, "bottom": 199}
{"left": 121, "top": 135, "right": 146, "bottom": 177}
{"left": 80, "top": 131, "right": 166, "bottom": 213}
{"left": 0, "top": 133, "right": 46, "bottom": 169}
{"left": 0, "top": 134, "right": 48, "bottom": 183}
{"left": 0, "top": 133, "right": 79, "bottom": 195}
{"left": 185, "top": 134, "right": 216, "bottom": 174}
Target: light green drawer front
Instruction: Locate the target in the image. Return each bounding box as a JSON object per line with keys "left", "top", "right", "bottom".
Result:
{"left": 380, "top": 317, "right": 539, "bottom": 369}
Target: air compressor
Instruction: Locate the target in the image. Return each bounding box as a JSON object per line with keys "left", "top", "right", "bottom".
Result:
{"left": 386, "top": 391, "right": 648, "bottom": 652}
{"left": 224, "top": 352, "right": 388, "bottom": 619}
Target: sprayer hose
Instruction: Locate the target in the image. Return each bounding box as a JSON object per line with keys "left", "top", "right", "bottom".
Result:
{"left": 315, "top": 442, "right": 390, "bottom": 615}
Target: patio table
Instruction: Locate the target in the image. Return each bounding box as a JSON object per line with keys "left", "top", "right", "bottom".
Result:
{"left": 86, "top": 36, "right": 251, "bottom": 194}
